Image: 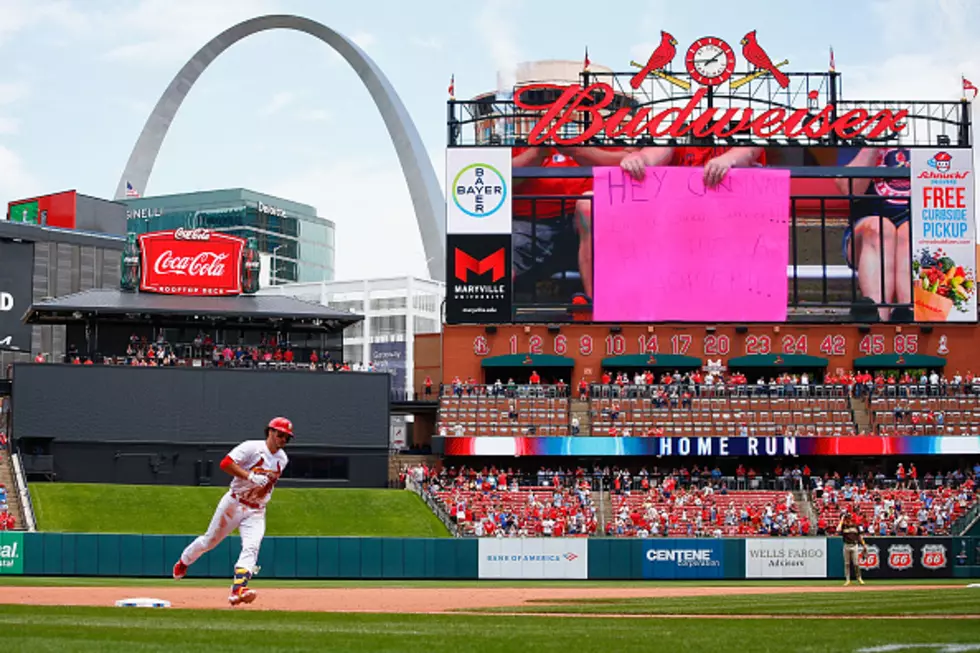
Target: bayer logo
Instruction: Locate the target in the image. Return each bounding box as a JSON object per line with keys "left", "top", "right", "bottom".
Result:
{"left": 452, "top": 163, "right": 507, "bottom": 218}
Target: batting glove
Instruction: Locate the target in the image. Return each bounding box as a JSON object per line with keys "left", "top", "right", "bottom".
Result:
{"left": 248, "top": 472, "right": 270, "bottom": 487}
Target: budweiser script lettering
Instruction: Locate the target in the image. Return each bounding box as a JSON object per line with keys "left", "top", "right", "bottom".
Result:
{"left": 153, "top": 250, "right": 229, "bottom": 277}
{"left": 515, "top": 84, "right": 909, "bottom": 145}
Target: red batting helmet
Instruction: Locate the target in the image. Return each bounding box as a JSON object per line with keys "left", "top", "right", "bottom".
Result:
{"left": 267, "top": 417, "right": 294, "bottom": 439}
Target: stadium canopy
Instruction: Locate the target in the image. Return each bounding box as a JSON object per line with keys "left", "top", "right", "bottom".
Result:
{"left": 23, "top": 287, "right": 362, "bottom": 331}
{"left": 853, "top": 354, "right": 947, "bottom": 369}
{"left": 601, "top": 354, "right": 703, "bottom": 369}
{"left": 480, "top": 353, "right": 575, "bottom": 368}
{"left": 727, "top": 353, "right": 829, "bottom": 368}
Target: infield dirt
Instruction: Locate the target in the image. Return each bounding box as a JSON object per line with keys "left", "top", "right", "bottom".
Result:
{"left": 0, "top": 583, "right": 960, "bottom": 613}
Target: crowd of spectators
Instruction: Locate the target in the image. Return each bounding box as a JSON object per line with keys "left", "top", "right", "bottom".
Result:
{"left": 31, "top": 333, "right": 384, "bottom": 373}
{"left": 0, "top": 483, "right": 14, "bottom": 531}
{"left": 401, "top": 462, "right": 979, "bottom": 539}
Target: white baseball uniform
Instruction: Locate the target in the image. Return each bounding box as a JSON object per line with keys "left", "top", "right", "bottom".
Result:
{"left": 179, "top": 440, "right": 288, "bottom": 572}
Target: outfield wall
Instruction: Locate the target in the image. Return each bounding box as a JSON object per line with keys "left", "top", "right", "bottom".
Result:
{"left": 2, "top": 533, "right": 978, "bottom": 580}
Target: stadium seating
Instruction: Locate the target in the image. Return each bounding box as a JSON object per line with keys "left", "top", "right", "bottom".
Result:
{"left": 432, "top": 485, "right": 597, "bottom": 536}
{"left": 812, "top": 487, "right": 976, "bottom": 536}
{"left": 438, "top": 394, "right": 570, "bottom": 437}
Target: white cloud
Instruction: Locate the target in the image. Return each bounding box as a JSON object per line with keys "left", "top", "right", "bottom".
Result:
{"left": 99, "top": 0, "right": 279, "bottom": 66}
{"left": 350, "top": 31, "right": 376, "bottom": 51}
{"left": 410, "top": 36, "right": 442, "bottom": 51}
{"left": 0, "top": 117, "right": 19, "bottom": 135}
{"left": 0, "top": 82, "right": 30, "bottom": 106}
{"left": 259, "top": 91, "right": 295, "bottom": 117}
{"left": 297, "top": 108, "right": 331, "bottom": 123}
{"left": 0, "top": 145, "right": 41, "bottom": 203}
{"left": 264, "top": 158, "right": 430, "bottom": 281}
{"left": 479, "top": 0, "right": 522, "bottom": 90}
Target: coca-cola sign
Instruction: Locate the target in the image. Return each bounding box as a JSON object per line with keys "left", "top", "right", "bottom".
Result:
{"left": 139, "top": 230, "right": 244, "bottom": 296}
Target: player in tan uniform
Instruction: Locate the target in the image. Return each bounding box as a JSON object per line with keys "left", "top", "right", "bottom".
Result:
{"left": 172, "top": 417, "right": 293, "bottom": 605}
{"left": 838, "top": 511, "right": 868, "bottom": 586}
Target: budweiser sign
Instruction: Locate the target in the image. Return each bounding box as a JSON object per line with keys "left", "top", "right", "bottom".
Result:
{"left": 139, "top": 230, "right": 244, "bottom": 296}
{"left": 515, "top": 85, "right": 908, "bottom": 145}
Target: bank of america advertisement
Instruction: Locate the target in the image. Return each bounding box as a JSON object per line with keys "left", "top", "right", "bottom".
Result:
{"left": 478, "top": 538, "right": 588, "bottom": 579}
{"left": 911, "top": 149, "right": 977, "bottom": 322}
{"left": 446, "top": 148, "right": 512, "bottom": 235}
{"left": 745, "top": 537, "right": 827, "bottom": 578}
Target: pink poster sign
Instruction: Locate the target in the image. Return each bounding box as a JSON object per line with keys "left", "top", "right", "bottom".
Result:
{"left": 593, "top": 166, "right": 791, "bottom": 322}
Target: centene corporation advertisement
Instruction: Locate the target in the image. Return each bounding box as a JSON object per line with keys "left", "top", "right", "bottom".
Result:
{"left": 745, "top": 537, "right": 827, "bottom": 579}
{"left": 911, "top": 149, "right": 977, "bottom": 322}
{"left": 478, "top": 538, "right": 588, "bottom": 579}
{"left": 642, "top": 539, "right": 725, "bottom": 579}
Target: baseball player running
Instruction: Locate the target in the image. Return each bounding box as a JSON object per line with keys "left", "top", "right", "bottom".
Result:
{"left": 838, "top": 511, "right": 868, "bottom": 586}
{"left": 172, "top": 417, "right": 293, "bottom": 606}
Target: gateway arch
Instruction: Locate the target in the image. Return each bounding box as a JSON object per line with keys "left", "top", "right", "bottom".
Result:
{"left": 114, "top": 14, "right": 445, "bottom": 281}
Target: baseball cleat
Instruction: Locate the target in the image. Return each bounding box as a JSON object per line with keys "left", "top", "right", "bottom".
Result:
{"left": 172, "top": 560, "right": 188, "bottom": 580}
{"left": 858, "top": 579, "right": 865, "bottom": 585}
{"left": 229, "top": 589, "right": 257, "bottom": 606}
{"left": 843, "top": 580, "right": 851, "bottom": 586}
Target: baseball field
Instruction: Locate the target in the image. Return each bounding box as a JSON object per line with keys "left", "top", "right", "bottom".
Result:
{"left": 1, "top": 485, "right": 976, "bottom": 652}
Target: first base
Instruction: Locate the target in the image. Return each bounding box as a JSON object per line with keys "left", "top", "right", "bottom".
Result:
{"left": 115, "top": 598, "right": 171, "bottom": 608}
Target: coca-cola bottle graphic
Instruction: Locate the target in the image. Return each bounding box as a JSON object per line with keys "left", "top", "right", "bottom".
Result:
{"left": 120, "top": 233, "right": 141, "bottom": 292}
{"left": 241, "top": 236, "right": 261, "bottom": 294}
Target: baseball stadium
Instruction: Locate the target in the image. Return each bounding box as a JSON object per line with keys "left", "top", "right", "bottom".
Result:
{"left": 1, "top": 14, "right": 979, "bottom": 653}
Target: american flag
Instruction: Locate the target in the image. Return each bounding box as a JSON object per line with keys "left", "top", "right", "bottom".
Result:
{"left": 125, "top": 181, "right": 140, "bottom": 198}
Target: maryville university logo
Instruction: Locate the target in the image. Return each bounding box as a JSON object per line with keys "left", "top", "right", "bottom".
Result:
{"left": 887, "top": 544, "right": 914, "bottom": 571}
{"left": 858, "top": 545, "right": 880, "bottom": 570}
{"left": 454, "top": 248, "right": 507, "bottom": 299}
{"left": 920, "top": 544, "right": 948, "bottom": 570}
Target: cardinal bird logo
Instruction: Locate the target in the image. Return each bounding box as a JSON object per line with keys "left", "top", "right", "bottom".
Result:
{"left": 740, "top": 30, "right": 789, "bottom": 88}
{"left": 631, "top": 31, "right": 678, "bottom": 89}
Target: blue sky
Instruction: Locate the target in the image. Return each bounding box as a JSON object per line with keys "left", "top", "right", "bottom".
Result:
{"left": 0, "top": 0, "right": 977, "bottom": 280}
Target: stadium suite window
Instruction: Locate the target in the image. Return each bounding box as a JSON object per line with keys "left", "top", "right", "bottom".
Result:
{"left": 370, "top": 297, "right": 406, "bottom": 310}
{"left": 373, "top": 315, "right": 405, "bottom": 336}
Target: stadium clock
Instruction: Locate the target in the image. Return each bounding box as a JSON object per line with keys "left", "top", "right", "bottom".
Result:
{"left": 685, "top": 36, "right": 736, "bottom": 86}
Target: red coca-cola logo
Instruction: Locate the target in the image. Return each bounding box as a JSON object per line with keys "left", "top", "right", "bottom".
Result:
{"left": 174, "top": 227, "right": 211, "bottom": 241}
{"left": 139, "top": 230, "right": 244, "bottom": 296}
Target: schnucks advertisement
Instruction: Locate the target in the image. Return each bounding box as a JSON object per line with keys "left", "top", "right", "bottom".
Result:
{"left": 0, "top": 533, "right": 23, "bottom": 575}
{"left": 642, "top": 539, "right": 725, "bottom": 579}
{"left": 910, "top": 149, "right": 977, "bottom": 322}
{"left": 478, "top": 538, "right": 588, "bottom": 579}
{"left": 855, "top": 537, "right": 953, "bottom": 579}
{"left": 745, "top": 537, "right": 827, "bottom": 578}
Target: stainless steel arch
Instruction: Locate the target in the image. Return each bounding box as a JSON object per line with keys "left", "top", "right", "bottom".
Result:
{"left": 114, "top": 14, "right": 445, "bottom": 281}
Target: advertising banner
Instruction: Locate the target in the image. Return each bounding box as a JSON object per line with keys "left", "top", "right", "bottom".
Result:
{"left": 593, "top": 166, "right": 791, "bottom": 322}
{"left": 642, "top": 539, "right": 725, "bottom": 579}
{"left": 745, "top": 537, "right": 827, "bottom": 578}
{"left": 438, "top": 435, "right": 980, "bottom": 457}
{"left": 0, "top": 240, "right": 34, "bottom": 350}
{"left": 446, "top": 233, "right": 512, "bottom": 324}
{"left": 139, "top": 228, "right": 245, "bottom": 296}
{"left": 478, "top": 538, "right": 588, "bottom": 579}
{"left": 446, "top": 147, "right": 512, "bottom": 235}
{"left": 370, "top": 341, "right": 406, "bottom": 393}
{"left": 0, "top": 533, "right": 23, "bottom": 575}
{"left": 854, "top": 537, "right": 953, "bottom": 579}
{"left": 911, "top": 149, "right": 977, "bottom": 322}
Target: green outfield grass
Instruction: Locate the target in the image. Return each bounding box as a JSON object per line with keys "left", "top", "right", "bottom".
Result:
{"left": 0, "top": 606, "right": 975, "bottom": 653}
{"left": 470, "top": 588, "right": 980, "bottom": 616}
{"left": 30, "top": 484, "right": 450, "bottom": 537}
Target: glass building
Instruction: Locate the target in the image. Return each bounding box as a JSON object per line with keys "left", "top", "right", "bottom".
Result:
{"left": 121, "top": 189, "right": 335, "bottom": 284}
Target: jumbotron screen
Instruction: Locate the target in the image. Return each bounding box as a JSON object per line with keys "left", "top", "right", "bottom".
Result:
{"left": 445, "top": 145, "right": 976, "bottom": 326}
